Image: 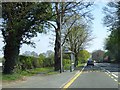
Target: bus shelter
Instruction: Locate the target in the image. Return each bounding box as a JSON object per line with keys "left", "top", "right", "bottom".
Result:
{"left": 64, "top": 50, "right": 75, "bottom": 72}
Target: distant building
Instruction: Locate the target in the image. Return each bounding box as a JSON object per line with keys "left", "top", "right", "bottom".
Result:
{"left": 92, "top": 50, "right": 105, "bottom": 62}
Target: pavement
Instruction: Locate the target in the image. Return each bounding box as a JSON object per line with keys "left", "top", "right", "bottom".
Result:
{"left": 2, "top": 70, "right": 80, "bottom": 88}
{"left": 2, "top": 63, "right": 120, "bottom": 90}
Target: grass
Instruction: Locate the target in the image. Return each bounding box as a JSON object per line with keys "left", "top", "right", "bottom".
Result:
{"left": 63, "top": 64, "right": 71, "bottom": 70}
{"left": 77, "top": 63, "right": 86, "bottom": 67}
{"left": 2, "top": 73, "right": 22, "bottom": 82}
{"left": 75, "top": 63, "right": 86, "bottom": 70}
{"left": 2, "top": 64, "right": 86, "bottom": 82}
{"left": 27, "top": 67, "right": 54, "bottom": 74}
{"left": 47, "top": 71, "right": 59, "bottom": 75}
{"left": 2, "top": 67, "right": 59, "bottom": 82}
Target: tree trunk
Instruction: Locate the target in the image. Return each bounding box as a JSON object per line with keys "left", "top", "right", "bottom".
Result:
{"left": 3, "top": 33, "right": 20, "bottom": 74}
{"left": 54, "top": 3, "right": 62, "bottom": 71}
{"left": 74, "top": 54, "right": 78, "bottom": 67}
{"left": 54, "top": 28, "right": 61, "bottom": 71}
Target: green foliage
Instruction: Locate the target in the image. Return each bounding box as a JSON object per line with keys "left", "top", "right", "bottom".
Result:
{"left": 2, "top": 67, "right": 55, "bottom": 82}
{"left": 63, "top": 59, "right": 71, "bottom": 70}
{"left": 38, "top": 54, "right": 45, "bottom": 67}
{"left": 18, "top": 55, "right": 38, "bottom": 70}
{"left": 103, "top": 2, "right": 120, "bottom": 63}
{"left": 105, "top": 30, "right": 120, "bottom": 62}
{"left": 15, "top": 52, "right": 54, "bottom": 71}
{"left": 2, "top": 2, "right": 52, "bottom": 45}
{"left": 39, "top": 53, "right": 54, "bottom": 67}
{"left": 63, "top": 54, "right": 70, "bottom": 59}
{"left": 44, "top": 57, "right": 54, "bottom": 67}
{"left": 2, "top": 73, "right": 22, "bottom": 81}
{"left": 2, "top": 2, "right": 53, "bottom": 74}
{"left": 78, "top": 50, "right": 90, "bottom": 64}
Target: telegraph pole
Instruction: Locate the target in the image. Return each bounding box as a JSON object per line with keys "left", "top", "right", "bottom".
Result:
{"left": 60, "top": 1, "right": 63, "bottom": 73}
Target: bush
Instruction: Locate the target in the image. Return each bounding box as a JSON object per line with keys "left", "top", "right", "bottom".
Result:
{"left": 39, "top": 53, "right": 54, "bottom": 67}
{"left": 18, "top": 55, "right": 39, "bottom": 70}
{"left": 13, "top": 53, "right": 54, "bottom": 72}
{"left": 63, "top": 59, "right": 71, "bottom": 70}
{"left": 44, "top": 55, "right": 54, "bottom": 67}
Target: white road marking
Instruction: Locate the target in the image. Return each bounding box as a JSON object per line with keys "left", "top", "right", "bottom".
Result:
{"left": 112, "top": 73, "right": 118, "bottom": 78}
{"left": 111, "top": 76, "right": 114, "bottom": 79}
{"left": 114, "top": 79, "right": 117, "bottom": 82}
{"left": 105, "top": 71, "right": 118, "bottom": 83}
{"left": 101, "top": 66, "right": 118, "bottom": 79}
{"left": 106, "top": 70, "right": 110, "bottom": 74}
{"left": 105, "top": 72, "right": 108, "bottom": 74}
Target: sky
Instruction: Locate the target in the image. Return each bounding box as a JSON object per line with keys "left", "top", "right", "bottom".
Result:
{"left": 86, "top": 2, "right": 110, "bottom": 52}
{"left": 0, "top": 2, "right": 111, "bottom": 57}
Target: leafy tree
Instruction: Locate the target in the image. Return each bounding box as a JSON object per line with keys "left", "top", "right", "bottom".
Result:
{"left": 78, "top": 50, "right": 90, "bottom": 64}
{"left": 103, "top": 2, "right": 120, "bottom": 63}
{"left": 48, "top": 2, "right": 93, "bottom": 71}
{"left": 38, "top": 54, "right": 45, "bottom": 67}
{"left": 2, "top": 2, "right": 52, "bottom": 74}
{"left": 64, "top": 23, "right": 92, "bottom": 67}
{"left": 103, "top": 51, "right": 114, "bottom": 62}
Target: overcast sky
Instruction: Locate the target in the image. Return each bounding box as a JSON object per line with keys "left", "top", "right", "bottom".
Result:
{"left": 0, "top": 2, "right": 110, "bottom": 57}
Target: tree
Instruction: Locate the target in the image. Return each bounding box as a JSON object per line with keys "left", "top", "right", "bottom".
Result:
{"left": 103, "top": 2, "right": 120, "bottom": 63}
{"left": 64, "top": 22, "right": 92, "bottom": 67}
{"left": 2, "top": 2, "right": 52, "bottom": 74}
{"left": 49, "top": 2, "right": 93, "bottom": 71}
{"left": 78, "top": 50, "right": 90, "bottom": 64}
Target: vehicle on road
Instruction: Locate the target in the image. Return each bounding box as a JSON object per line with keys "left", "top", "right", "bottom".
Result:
{"left": 87, "top": 60, "right": 94, "bottom": 66}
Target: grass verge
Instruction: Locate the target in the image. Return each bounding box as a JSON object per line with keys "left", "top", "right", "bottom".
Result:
{"left": 77, "top": 63, "right": 86, "bottom": 67}
{"left": 2, "top": 67, "right": 59, "bottom": 82}
{"left": 75, "top": 63, "right": 86, "bottom": 70}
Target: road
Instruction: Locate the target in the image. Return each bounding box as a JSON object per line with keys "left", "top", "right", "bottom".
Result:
{"left": 2, "top": 63, "right": 119, "bottom": 90}
{"left": 67, "top": 63, "right": 119, "bottom": 90}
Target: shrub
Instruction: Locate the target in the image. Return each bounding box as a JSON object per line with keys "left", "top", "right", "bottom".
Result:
{"left": 63, "top": 59, "right": 71, "bottom": 70}
{"left": 18, "top": 55, "right": 39, "bottom": 70}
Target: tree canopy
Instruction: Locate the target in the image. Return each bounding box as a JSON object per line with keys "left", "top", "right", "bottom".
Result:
{"left": 2, "top": 2, "right": 53, "bottom": 74}
{"left": 103, "top": 2, "right": 120, "bottom": 63}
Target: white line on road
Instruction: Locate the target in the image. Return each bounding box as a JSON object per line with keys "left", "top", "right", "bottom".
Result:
{"left": 106, "top": 70, "right": 110, "bottom": 74}
{"left": 105, "top": 72, "right": 108, "bottom": 74}
{"left": 112, "top": 73, "right": 118, "bottom": 78}
{"left": 105, "top": 71, "right": 118, "bottom": 83}
{"left": 111, "top": 76, "right": 114, "bottom": 79}
{"left": 101, "top": 67, "right": 118, "bottom": 79}
{"left": 114, "top": 79, "right": 117, "bottom": 82}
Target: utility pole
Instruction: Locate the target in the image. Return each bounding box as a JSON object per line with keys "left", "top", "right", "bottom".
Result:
{"left": 59, "top": 2, "right": 62, "bottom": 73}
